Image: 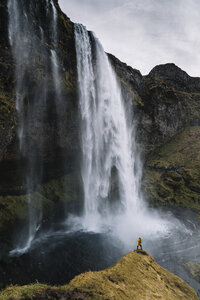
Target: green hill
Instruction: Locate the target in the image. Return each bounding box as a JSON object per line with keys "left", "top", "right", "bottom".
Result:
{"left": 1, "top": 250, "right": 198, "bottom": 300}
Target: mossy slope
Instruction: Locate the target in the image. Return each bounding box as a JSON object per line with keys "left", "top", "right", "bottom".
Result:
{"left": 0, "top": 172, "right": 82, "bottom": 246}
{"left": 0, "top": 251, "right": 198, "bottom": 300}
{"left": 144, "top": 126, "right": 200, "bottom": 211}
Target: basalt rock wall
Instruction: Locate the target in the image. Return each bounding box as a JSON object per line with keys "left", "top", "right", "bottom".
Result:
{"left": 0, "top": 0, "right": 78, "bottom": 193}
{"left": 0, "top": 0, "right": 200, "bottom": 246}
{"left": 109, "top": 55, "right": 200, "bottom": 210}
{"left": 109, "top": 55, "right": 200, "bottom": 154}
{"left": 0, "top": 0, "right": 81, "bottom": 246}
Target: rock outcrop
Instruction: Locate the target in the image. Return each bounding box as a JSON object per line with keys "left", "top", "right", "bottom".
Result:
{"left": 183, "top": 261, "right": 200, "bottom": 283}
{"left": 110, "top": 56, "right": 200, "bottom": 154}
{"left": 110, "top": 55, "right": 200, "bottom": 211}
{"left": 0, "top": 251, "right": 198, "bottom": 300}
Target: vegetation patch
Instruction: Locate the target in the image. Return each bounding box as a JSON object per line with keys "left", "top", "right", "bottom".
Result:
{"left": 0, "top": 172, "right": 82, "bottom": 245}
{"left": 143, "top": 126, "right": 200, "bottom": 211}
{"left": 0, "top": 251, "right": 198, "bottom": 300}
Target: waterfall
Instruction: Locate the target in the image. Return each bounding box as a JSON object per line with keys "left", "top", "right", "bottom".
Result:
{"left": 7, "top": 0, "right": 171, "bottom": 254}
{"left": 50, "top": 0, "right": 60, "bottom": 93}
{"left": 74, "top": 24, "right": 142, "bottom": 230}
{"left": 8, "top": 0, "right": 59, "bottom": 254}
{"left": 73, "top": 24, "right": 171, "bottom": 245}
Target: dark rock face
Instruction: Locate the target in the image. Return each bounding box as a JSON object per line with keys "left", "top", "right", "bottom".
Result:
{"left": 0, "top": 0, "right": 80, "bottom": 245}
{"left": 140, "top": 64, "right": 200, "bottom": 151}
{"left": 110, "top": 57, "right": 200, "bottom": 154}
{"left": 0, "top": 0, "right": 16, "bottom": 162}
{"left": 109, "top": 57, "right": 200, "bottom": 210}
{"left": 0, "top": 0, "right": 78, "bottom": 190}
{"left": 0, "top": 0, "right": 200, "bottom": 246}
{"left": 149, "top": 63, "right": 200, "bottom": 92}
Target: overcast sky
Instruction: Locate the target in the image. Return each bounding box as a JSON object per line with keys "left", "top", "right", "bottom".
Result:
{"left": 59, "top": 0, "right": 200, "bottom": 77}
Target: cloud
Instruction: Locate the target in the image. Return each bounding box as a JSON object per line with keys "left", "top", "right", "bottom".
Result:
{"left": 59, "top": 0, "right": 200, "bottom": 76}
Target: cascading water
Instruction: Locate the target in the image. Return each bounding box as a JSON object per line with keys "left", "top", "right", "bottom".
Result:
{"left": 75, "top": 24, "right": 141, "bottom": 226}
{"left": 3, "top": 4, "right": 200, "bottom": 296}
{"left": 7, "top": 0, "right": 173, "bottom": 254}
{"left": 73, "top": 24, "right": 171, "bottom": 246}
{"left": 50, "top": 0, "right": 60, "bottom": 94}
{"left": 8, "top": 0, "right": 60, "bottom": 254}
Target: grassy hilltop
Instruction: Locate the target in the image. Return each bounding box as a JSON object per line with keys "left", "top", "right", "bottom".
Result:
{"left": 0, "top": 250, "right": 198, "bottom": 300}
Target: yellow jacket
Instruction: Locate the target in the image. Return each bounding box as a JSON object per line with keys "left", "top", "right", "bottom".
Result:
{"left": 137, "top": 237, "right": 142, "bottom": 246}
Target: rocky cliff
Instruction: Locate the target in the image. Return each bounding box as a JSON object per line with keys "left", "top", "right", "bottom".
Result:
{"left": 0, "top": 0, "right": 200, "bottom": 248}
{"left": 0, "top": 251, "right": 198, "bottom": 300}
{"left": 0, "top": 0, "right": 81, "bottom": 247}
{"left": 110, "top": 55, "right": 200, "bottom": 211}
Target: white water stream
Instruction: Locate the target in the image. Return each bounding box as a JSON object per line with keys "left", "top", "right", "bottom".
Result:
{"left": 8, "top": 0, "right": 176, "bottom": 254}
{"left": 71, "top": 24, "right": 173, "bottom": 246}
{"left": 5, "top": 3, "right": 200, "bottom": 296}
{"left": 8, "top": 0, "right": 60, "bottom": 255}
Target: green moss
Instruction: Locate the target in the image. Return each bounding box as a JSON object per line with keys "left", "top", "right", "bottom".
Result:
{"left": 40, "top": 173, "right": 82, "bottom": 208}
{"left": 64, "top": 70, "right": 76, "bottom": 92}
{"left": 132, "top": 91, "right": 144, "bottom": 107}
{"left": 1, "top": 251, "right": 198, "bottom": 300}
{"left": 144, "top": 126, "right": 200, "bottom": 211}
{"left": 0, "top": 90, "right": 15, "bottom": 114}
{"left": 0, "top": 173, "right": 82, "bottom": 244}
{"left": 0, "top": 284, "right": 49, "bottom": 300}
{"left": 0, "top": 195, "right": 27, "bottom": 242}
{"left": 117, "top": 75, "right": 144, "bottom": 107}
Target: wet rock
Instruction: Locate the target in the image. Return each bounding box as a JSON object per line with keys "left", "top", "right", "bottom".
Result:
{"left": 0, "top": 0, "right": 79, "bottom": 244}
{"left": 1, "top": 0, "right": 200, "bottom": 244}
{"left": 183, "top": 261, "right": 200, "bottom": 283}
{"left": 110, "top": 56, "right": 200, "bottom": 211}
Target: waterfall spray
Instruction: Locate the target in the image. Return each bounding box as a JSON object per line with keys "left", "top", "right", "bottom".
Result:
{"left": 8, "top": 0, "right": 59, "bottom": 254}
{"left": 7, "top": 0, "right": 172, "bottom": 254}
{"left": 75, "top": 24, "right": 141, "bottom": 225}
{"left": 50, "top": 0, "right": 60, "bottom": 92}
{"left": 73, "top": 24, "right": 171, "bottom": 246}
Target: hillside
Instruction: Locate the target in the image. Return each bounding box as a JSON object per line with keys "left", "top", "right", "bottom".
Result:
{"left": 0, "top": 250, "right": 198, "bottom": 300}
{"left": 144, "top": 126, "right": 200, "bottom": 209}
